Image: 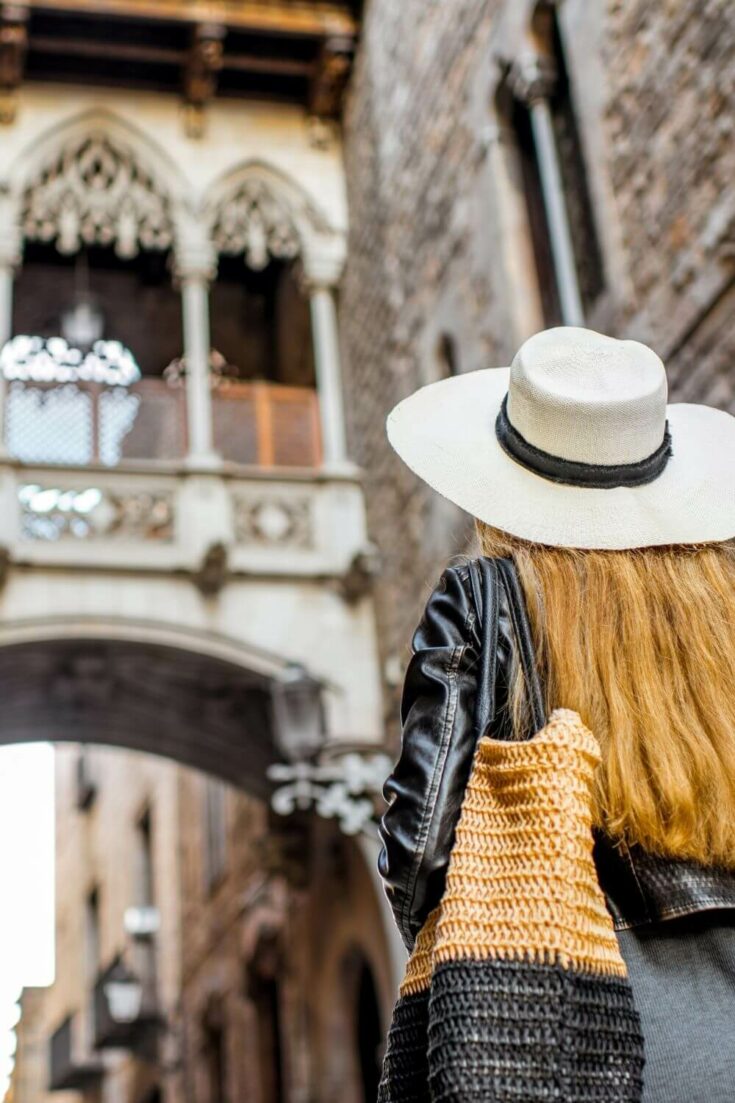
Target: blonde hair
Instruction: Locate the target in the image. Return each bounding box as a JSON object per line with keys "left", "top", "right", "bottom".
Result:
{"left": 477, "top": 522, "right": 735, "bottom": 868}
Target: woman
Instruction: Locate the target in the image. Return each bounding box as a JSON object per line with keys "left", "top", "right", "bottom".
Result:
{"left": 378, "top": 326, "right": 735, "bottom": 1101}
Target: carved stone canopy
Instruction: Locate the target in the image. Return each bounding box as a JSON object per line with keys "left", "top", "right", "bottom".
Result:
{"left": 22, "top": 132, "right": 175, "bottom": 259}
{"left": 211, "top": 178, "right": 301, "bottom": 271}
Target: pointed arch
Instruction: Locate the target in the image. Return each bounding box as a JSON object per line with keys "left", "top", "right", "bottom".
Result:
{"left": 203, "top": 160, "right": 343, "bottom": 275}
{"left": 8, "top": 109, "right": 188, "bottom": 259}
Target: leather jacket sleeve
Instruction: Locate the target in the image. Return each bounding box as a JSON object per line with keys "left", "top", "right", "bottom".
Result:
{"left": 378, "top": 564, "right": 514, "bottom": 950}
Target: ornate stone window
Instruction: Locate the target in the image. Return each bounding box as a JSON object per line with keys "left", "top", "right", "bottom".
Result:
{"left": 21, "top": 133, "right": 174, "bottom": 259}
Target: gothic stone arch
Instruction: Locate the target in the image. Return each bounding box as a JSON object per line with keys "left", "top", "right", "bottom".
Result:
{"left": 9, "top": 110, "right": 185, "bottom": 259}
{"left": 203, "top": 160, "right": 343, "bottom": 277}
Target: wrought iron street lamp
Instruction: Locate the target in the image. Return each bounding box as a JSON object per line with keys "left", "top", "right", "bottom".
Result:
{"left": 270, "top": 663, "right": 326, "bottom": 763}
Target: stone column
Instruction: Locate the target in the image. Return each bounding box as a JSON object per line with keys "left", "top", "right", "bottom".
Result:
{"left": 175, "top": 237, "right": 220, "bottom": 469}
{"left": 509, "top": 53, "right": 585, "bottom": 327}
{"left": 0, "top": 198, "right": 23, "bottom": 456}
{"left": 302, "top": 250, "right": 348, "bottom": 467}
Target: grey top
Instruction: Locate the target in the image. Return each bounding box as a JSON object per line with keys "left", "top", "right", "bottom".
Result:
{"left": 617, "top": 912, "right": 735, "bottom": 1103}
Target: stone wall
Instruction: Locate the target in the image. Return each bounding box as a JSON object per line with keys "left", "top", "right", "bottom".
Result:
{"left": 341, "top": 1, "right": 502, "bottom": 725}
{"left": 603, "top": 0, "right": 735, "bottom": 409}
{"left": 342, "top": 0, "right": 735, "bottom": 731}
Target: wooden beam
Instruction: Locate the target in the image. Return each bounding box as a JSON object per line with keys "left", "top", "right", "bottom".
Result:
{"left": 0, "top": 4, "right": 28, "bottom": 123}
{"left": 221, "top": 53, "right": 312, "bottom": 77}
{"left": 29, "top": 34, "right": 182, "bottom": 64}
{"left": 29, "top": 33, "right": 314, "bottom": 77}
{"left": 17, "top": 0, "right": 357, "bottom": 37}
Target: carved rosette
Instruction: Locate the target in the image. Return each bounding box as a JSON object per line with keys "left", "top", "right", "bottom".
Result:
{"left": 234, "top": 494, "right": 314, "bottom": 549}
{"left": 22, "top": 133, "right": 174, "bottom": 258}
{"left": 211, "top": 179, "right": 301, "bottom": 270}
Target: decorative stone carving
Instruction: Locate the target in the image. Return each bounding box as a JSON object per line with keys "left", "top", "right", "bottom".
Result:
{"left": 183, "top": 22, "right": 226, "bottom": 139}
{"left": 337, "top": 543, "right": 382, "bottom": 604}
{"left": 234, "top": 494, "right": 314, "bottom": 548}
{"left": 267, "top": 752, "right": 392, "bottom": 836}
{"left": 193, "top": 540, "right": 229, "bottom": 596}
{"left": 19, "top": 483, "right": 175, "bottom": 542}
{"left": 211, "top": 178, "right": 301, "bottom": 270}
{"left": 507, "top": 52, "right": 558, "bottom": 106}
{"left": 22, "top": 133, "right": 174, "bottom": 258}
{"left": 163, "top": 348, "right": 236, "bottom": 389}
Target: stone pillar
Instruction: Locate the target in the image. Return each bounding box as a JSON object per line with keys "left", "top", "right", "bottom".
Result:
{"left": 175, "top": 237, "right": 220, "bottom": 470}
{"left": 0, "top": 197, "right": 23, "bottom": 456}
{"left": 302, "top": 246, "right": 349, "bottom": 467}
{"left": 509, "top": 53, "right": 585, "bottom": 327}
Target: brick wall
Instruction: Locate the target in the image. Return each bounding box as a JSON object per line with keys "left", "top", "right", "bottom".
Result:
{"left": 343, "top": 0, "right": 735, "bottom": 730}
{"left": 603, "top": 0, "right": 735, "bottom": 409}
{"left": 341, "top": 0, "right": 499, "bottom": 725}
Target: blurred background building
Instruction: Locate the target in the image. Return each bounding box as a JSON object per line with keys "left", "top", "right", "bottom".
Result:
{"left": 4, "top": 0, "right": 735, "bottom": 1100}
{"left": 11, "top": 744, "right": 389, "bottom": 1103}
{"left": 2, "top": 2, "right": 394, "bottom": 1102}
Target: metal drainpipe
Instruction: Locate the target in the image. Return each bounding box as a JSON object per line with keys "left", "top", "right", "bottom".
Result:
{"left": 510, "top": 53, "right": 585, "bottom": 327}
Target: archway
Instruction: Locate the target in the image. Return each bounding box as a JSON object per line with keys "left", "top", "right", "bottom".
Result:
{"left": 354, "top": 955, "right": 383, "bottom": 1102}
{"left": 0, "top": 632, "right": 299, "bottom": 792}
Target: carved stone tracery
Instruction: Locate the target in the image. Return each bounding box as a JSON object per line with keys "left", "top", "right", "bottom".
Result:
{"left": 22, "top": 133, "right": 174, "bottom": 258}
{"left": 211, "top": 178, "right": 301, "bottom": 270}
{"left": 19, "top": 483, "right": 175, "bottom": 542}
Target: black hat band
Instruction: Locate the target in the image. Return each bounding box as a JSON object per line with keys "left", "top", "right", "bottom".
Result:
{"left": 495, "top": 394, "right": 672, "bottom": 489}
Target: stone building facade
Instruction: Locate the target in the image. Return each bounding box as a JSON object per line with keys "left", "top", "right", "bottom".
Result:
{"left": 16, "top": 747, "right": 184, "bottom": 1103}
{"left": 6, "top": 989, "right": 47, "bottom": 1103}
{"left": 177, "top": 770, "right": 391, "bottom": 1103}
{"left": 341, "top": 0, "right": 735, "bottom": 728}
{"left": 11, "top": 746, "right": 391, "bottom": 1103}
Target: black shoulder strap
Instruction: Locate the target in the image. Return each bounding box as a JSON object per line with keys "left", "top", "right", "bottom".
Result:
{"left": 469, "top": 556, "right": 546, "bottom": 740}
{"left": 496, "top": 558, "right": 546, "bottom": 736}
{"left": 468, "top": 557, "right": 500, "bottom": 741}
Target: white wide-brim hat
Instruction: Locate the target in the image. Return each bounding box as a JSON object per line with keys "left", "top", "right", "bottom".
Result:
{"left": 387, "top": 326, "right": 735, "bottom": 550}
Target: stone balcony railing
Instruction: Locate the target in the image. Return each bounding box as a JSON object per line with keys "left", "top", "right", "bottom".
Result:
{"left": 0, "top": 377, "right": 369, "bottom": 584}
{"left": 0, "top": 460, "right": 367, "bottom": 582}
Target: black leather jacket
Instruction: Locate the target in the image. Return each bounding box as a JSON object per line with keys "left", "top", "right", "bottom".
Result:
{"left": 378, "top": 559, "right": 735, "bottom": 951}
